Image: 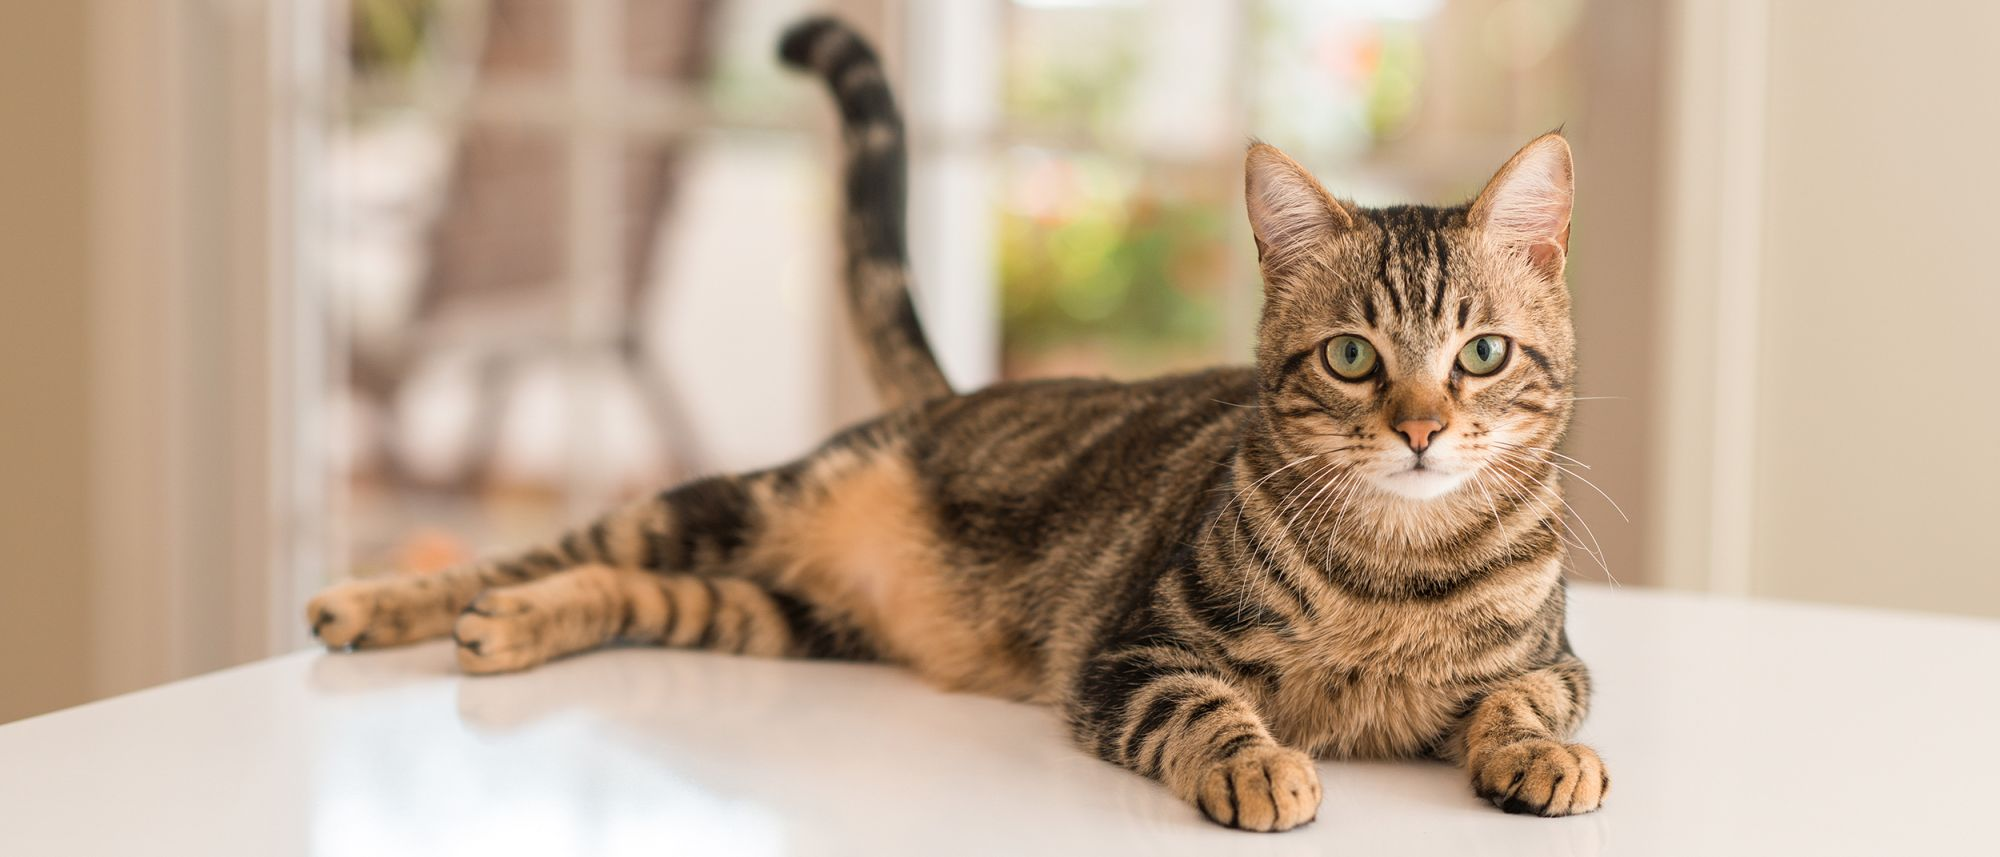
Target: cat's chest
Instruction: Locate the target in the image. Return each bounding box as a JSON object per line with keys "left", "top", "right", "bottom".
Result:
{"left": 1259, "top": 663, "right": 1466, "bottom": 758}
{"left": 1253, "top": 602, "right": 1535, "bottom": 758}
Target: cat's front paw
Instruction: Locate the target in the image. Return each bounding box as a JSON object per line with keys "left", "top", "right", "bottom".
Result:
{"left": 1191, "top": 744, "right": 1322, "bottom": 832}
{"left": 1471, "top": 739, "right": 1608, "bottom": 817}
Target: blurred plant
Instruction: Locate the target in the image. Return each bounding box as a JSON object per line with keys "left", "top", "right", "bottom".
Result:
{"left": 350, "top": 0, "right": 437, "bottom": 76}
{"left": 1361, "top": 24, "right": 1424, "bottom": 140}
{"left": 997, "top": 2, "right": 1233, "bottom": 378}
{"left": 1005, "top": 47, "right": 1140, "bottom": 142}
{"left": 998, "top": 153, "right": 1230, "bottom": 377}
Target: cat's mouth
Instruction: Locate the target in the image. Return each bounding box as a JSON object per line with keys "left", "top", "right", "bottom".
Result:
{"left": 1375, "top": 460, "right": 1465, "bottom": 501}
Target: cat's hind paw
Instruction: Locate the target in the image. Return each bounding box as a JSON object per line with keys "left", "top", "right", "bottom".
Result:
{"left": 306, "top": 578, "right": 453, "bottom": 650}
{"left": 308, "top": 582, "right": 387, "bottom": 649}
{"left": 452, "top": 590, "right": 552, "bottom": 675}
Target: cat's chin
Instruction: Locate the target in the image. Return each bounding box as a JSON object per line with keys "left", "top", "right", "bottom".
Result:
{"left": 1372, "top": 467, "right": 1466, "bottom": 501}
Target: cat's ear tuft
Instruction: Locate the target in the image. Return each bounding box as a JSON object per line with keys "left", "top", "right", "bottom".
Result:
{"left": 1245, "top": 142, "right": 1353, "bottom": 271}
{"left": 1469, "top": 132, "right": 1573, "bottom": 281}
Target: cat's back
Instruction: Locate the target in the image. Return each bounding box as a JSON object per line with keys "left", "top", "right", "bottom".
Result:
{"left": 904, "top": 367, "right": 1257, "bottom": 496}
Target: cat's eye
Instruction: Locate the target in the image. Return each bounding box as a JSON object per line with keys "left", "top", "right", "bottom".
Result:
{"left": 1322, "top": 335, "right": 1378, "bottom": 380}
{"left": 1458, "top": 335, "right": 1511, "bottom": 376}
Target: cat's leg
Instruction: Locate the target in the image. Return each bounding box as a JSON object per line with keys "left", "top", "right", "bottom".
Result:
{"left": 307, "top": 467, "right": 801, "bottom": 650}
{"left": 450, "top": 564, "right": 870, "bottom": 674}
{"left": 1454, "top": 653, "right": 1607, "bottom": 816}
{"left": 1070, "top": 642, "right": 1321, "bottom": 832}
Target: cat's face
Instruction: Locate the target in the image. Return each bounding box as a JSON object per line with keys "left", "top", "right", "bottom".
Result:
{"left": 1246, "top": 136, "right": 1576, "bottom": 503}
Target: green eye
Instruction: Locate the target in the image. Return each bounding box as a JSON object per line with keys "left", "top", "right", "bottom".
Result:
{"left": 1458, "top": 335, "right": 1511, "bottom": 376}
{"left": 1322, "top": 335, "right": 1378, "bottom": 380}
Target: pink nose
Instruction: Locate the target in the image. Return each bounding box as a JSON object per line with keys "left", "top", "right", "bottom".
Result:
{"left": 1395, "top": 419, "right": 1444, "bottom": 453}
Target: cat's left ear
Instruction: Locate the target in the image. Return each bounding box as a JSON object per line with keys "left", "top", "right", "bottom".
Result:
{"left": 1469, "top": 132, "right": 1573, "bottom": 282}
{"left": 1245, "top": 142, "right": 1355, "bottom": 276}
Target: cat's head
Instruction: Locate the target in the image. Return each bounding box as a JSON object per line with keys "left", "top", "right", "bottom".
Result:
{"left": 1246, "top": 134, "right": 1576, "bottom": 503}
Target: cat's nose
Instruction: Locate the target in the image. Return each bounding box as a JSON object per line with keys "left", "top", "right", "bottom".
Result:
{"left": 1395, "top": 418, "right": 1445, "bottom": 453}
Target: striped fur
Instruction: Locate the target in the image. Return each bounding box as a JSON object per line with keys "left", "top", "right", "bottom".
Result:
{"left": 307, "top": 22, "right": 1603, "bottom": 833}
{"left": 778, "top": 16, "right": 953, "bottom": 408}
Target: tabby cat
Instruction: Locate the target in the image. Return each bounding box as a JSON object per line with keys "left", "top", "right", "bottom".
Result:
{"left": 308, "top": 17, "right": 1607, "bottom": 831}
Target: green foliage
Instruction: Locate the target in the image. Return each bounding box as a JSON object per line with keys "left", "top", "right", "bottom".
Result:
{"left": 998, "top": 160, "right": 1231, "bottom": 376}
{"left": 350, "top": 0, "right": 436, "bottom": 75}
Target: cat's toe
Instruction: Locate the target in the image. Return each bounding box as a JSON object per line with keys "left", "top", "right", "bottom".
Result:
{"left": 453, "top": 598, "right": 550, "bottom": 675}
{"left": 306, "top": 584, "right": 376, "bottom": 649}
{"left": 1192, "top": 744, "right": 1321, "bottom": 832}
{"left": 1472, "top": 739, "right": 1607, "bottom": 817}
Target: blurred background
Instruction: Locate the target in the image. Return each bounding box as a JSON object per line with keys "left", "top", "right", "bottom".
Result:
{"left": 2, "top": 0, "right": 1995, "bottom": 724}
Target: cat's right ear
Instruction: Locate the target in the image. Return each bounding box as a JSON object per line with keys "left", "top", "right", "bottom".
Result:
{"left": 1468, "top": 132, "right": 1573, "bottom": 282}
{"left": 1245, "top": 142, "right": 1354, "bottom": 274}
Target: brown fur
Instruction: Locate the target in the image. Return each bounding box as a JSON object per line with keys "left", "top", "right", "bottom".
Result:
{"left": 758, "top": 451, "right": 1037, "bottom": 697}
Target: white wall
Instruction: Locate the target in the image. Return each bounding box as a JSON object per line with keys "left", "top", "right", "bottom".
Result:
{"left": 0, "top": 0, "right": 303, "bottom": 724}
{"left": 1747, "top": 1, "right": 2000, "bottom": 615}
{"left": 0, "top": 1, "right": 93, "bottom": 724}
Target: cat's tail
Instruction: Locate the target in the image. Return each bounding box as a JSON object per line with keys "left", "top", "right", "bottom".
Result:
{"left": 779, "top": 16, "right": 953, "bottom": 409}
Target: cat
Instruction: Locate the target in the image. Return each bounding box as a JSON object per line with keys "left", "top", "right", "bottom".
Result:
{"left": 307, "top": 16, "right": 1606, "bottom": 832}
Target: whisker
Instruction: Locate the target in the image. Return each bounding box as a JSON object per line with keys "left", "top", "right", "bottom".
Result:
{"left": 1481, "top": 462, "right": 1570, "bottom": 547}
{"left": 1322, "top": 471, "right": 1368, "bottom": 564}
{"left": 1251, "top": 459, "right": 1343, "bottom": 550}
{"left": 1489, "top": 450, "right": 1617, "bottom": 584}
{"left": 1539, "top": 460, "right": 1631, "bottom": 524}
{"left": 1484, "top": 473, "right": 1592, "bottom": 566}
{"left": 1285, "top": 462, "right": 1353, "bottom": 535}
{"left": 1240, "top": 458, "right": 1340, "bottom": 618}
{"left": 1310, "top": 469, "right": 1360, "bottom": 543}
{"left": 1295, "top": 470, "right": 1339, "bottom": 536}
{"left": 1492, "top": 442, "right": 1631, "bottom": 524}
{"left": 1262, "top": 465, "right": 1354, "bottom": 615}
{"left": 1473, "top": 471, "right": 1503, "bottom": 533}
{"left": 1472, "top": 466, "right": 1599, "bottom": 586}
{"left": 1222, "top": 453, "right": 1322, "bottom": 535}
{"left": 1494, "top": 440, "right": 1592, "bottom": 471}
{"left": 1486, "top": 453, "right": 1608, "bottom": 574}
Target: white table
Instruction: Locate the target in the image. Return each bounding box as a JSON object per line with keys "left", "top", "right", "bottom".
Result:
{"left": 2, "top": 585, "right": 1994, "bottom": 856}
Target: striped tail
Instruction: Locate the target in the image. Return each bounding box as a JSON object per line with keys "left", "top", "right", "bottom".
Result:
{"left": 779, "top": 16, "right": 954, "bottom": 409}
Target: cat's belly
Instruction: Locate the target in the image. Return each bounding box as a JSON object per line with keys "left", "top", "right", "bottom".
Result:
{"left": 1262, "top": 669, "right": 1467, "bottom": 759}
{"left": 761, "top": 449, "right": 1042, "bottom": 700}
